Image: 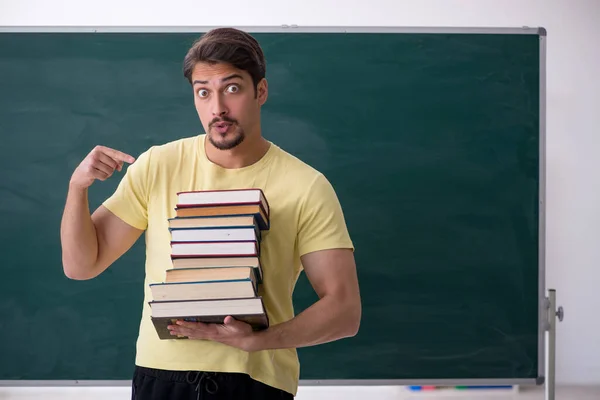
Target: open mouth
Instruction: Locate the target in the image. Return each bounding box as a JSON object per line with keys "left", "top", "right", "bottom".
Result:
{"left": 213, "top": 122, "right": 233, "bottom": 134}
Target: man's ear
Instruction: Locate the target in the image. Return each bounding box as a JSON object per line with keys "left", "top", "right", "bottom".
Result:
{"left": 257, "top": 78, "right": 268, "bottom": 105}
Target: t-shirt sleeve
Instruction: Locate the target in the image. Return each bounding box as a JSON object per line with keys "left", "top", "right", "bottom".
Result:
{"left": 297, "top": 173, "right": 354, "bottom": 257}
{"left": 101, "top": 147, "right": 153, "bottom": 230}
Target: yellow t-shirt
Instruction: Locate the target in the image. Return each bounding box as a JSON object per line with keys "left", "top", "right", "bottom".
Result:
{"left": 102, "top": 134, "right": 354, "bottom": 395}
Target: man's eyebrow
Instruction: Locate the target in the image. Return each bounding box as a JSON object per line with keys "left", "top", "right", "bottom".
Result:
{"left": 192, "top": 74, "right": 244, "bottom": 86}
{"left": 221, "top": 74, "right": 244, "bottom": 82}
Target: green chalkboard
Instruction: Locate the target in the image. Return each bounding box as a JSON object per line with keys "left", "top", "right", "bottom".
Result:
{"left": 0, "top": 28, "right": 544, "bottom": 383}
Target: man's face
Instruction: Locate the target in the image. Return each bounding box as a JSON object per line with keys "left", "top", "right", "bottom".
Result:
{"left": 191, "top": 62, "right": 267, "bottom": 150}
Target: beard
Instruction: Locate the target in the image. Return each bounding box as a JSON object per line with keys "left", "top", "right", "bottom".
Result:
{"left": 207, "top": 116, "right": 245, "bottom": 150}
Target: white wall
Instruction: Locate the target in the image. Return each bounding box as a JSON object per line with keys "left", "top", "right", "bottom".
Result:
{"left": 1, "top": 0, "right": 599, "bottom": 396}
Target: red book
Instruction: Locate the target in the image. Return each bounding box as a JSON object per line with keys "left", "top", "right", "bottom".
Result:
{"left": 176, "top": 188, "right": 270, "bottom": 216}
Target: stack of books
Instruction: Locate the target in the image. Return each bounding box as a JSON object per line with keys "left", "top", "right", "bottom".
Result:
{"left": 148, "top": 188, "right": 271, "bottom": 340}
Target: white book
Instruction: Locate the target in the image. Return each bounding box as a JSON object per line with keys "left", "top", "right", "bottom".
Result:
{"left": 170, "top": 227, "right": 258, "bottom": 243}
{"left": 150, "top": 297, "right": 265, "bottom": 317}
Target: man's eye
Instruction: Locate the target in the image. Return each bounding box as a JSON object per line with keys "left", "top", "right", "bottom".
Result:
{"left": 197, "top": 89, "right": 209, "bottom": 98}
{"left": 226, "top": 85, "right": 239, "bottom": 93}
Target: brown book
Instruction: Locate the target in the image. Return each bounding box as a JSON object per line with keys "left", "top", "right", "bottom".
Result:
{"left": 171, "top": 257, "right": 263, "bottom": 281}
{"left": 166, "top": 266, "right": 258, "bottom": 283}
{"left": 175, "top": 204, "right": 269, "bottom": 230}
{"left": 152, "top": 267, "right": 258, "bottom": 301}
{"left": 150, "top": 297, "right": 269, "bottom": 340}
{"left": 168, "top": 214, "right": 257, "bottom": 229}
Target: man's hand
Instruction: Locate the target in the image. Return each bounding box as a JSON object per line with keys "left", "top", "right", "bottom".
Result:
{"left": 168, "top": 316, "right": 259, "bottom": 352}
{"left": 70, "top": 145, "right": 135, "bottom": 189}
{"left": 60, "top": 145, "right": 141, "bottom": 280}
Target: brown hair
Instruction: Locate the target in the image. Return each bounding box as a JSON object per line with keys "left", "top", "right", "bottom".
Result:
{"left": 183, "top": 28, "right": 266, "bottom": 95}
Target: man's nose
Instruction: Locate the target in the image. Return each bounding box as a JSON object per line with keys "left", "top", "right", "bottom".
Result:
{"left": 211, "top": 96, "right": 228, "bottom": 117}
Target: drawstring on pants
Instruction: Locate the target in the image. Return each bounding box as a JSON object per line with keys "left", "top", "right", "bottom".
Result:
{"left": 186, "top": 371, "right": 218, "bottom": 400}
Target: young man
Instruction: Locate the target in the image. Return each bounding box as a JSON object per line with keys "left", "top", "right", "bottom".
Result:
{"left": 60, "top": 27, "right": 361, "bottom": 399}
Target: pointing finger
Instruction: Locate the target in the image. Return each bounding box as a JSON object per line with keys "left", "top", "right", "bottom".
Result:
{"left": 98, "top": 146, "right": 136, "bottom": 164}
{"left": 96, "top": 151, "right": 119, "bottom": 171}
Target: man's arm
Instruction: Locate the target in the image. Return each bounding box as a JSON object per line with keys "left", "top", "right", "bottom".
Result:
{"left": 251, "top": 248, "right": 361, "bottom": 350}
{"left": 61, "top": 199, "right": 143, "bottom": 280}
{"left": 60, "top": 145, "right": 143, "bottom": 280}
{"left": 167, "top": 248, "right": 361, "bottom": 350}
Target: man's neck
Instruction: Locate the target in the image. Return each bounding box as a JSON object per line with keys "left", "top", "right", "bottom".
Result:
{"left": 204, "top": 134, "right": 270, "bottom": 169}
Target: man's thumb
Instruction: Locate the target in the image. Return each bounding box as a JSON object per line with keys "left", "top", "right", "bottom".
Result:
{"left": 224, "top": 316, "right": 236, "bottom": 325}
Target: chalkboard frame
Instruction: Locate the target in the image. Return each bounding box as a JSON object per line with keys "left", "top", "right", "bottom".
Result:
{"left": 0, "top": 25, "right": 547, "bottom": 387}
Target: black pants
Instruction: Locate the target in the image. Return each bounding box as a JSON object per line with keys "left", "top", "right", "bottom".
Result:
{"left": 131, "top": 365, "right": 294, "bottom": 400}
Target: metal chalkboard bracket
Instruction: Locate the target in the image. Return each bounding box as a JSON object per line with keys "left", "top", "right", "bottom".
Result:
{"left": 544, "top": 289, "right": 564, "bottom": 400}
